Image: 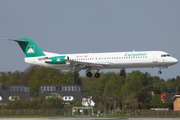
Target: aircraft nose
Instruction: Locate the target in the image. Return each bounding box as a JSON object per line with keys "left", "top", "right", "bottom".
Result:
{"left": 173, "top": 58, "right": 178, "bottom": 64}
{"left": 175, "top": 58, "right": 178, "bottom": 64}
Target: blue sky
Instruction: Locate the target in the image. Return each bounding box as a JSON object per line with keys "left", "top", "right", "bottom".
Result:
{"left": 0, "top": 0, "right": 180, "bottom": 80}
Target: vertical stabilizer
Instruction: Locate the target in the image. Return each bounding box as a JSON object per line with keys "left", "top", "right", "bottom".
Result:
{"left": 5, "top": 38, "right": 45, "bottom": 57}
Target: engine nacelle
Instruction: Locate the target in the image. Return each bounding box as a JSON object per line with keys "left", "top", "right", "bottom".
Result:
{"left": 45, "top": 56, "right": 66, "bottom": 64}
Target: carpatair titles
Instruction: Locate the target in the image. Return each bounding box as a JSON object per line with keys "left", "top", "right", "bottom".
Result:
{"left": 124, "top": 53, "right": 147, "bottom": 57}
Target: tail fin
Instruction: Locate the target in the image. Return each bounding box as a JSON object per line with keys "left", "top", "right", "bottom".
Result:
{"left": 5, "top": 38, "right": 45, "bottom": 57}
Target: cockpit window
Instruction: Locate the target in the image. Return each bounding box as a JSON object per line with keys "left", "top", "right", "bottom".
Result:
{"left": 161, "top": 54, "right": 170, "bottom": 57}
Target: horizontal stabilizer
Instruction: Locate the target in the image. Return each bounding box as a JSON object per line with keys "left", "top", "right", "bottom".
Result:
{"left": 4, "top": 38, "right": 29, "bottom": 43}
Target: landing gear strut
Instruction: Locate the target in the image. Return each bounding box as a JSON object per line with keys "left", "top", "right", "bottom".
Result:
{"left": 158, "top": 67, "right": 163, "bottom": 74}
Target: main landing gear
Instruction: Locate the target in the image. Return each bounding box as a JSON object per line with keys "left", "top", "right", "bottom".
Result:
{"left": 94, "top": 72, "right": 100, "bottom": 78}
{"left": 86, "top": 71, "right": 92, "bottom": 77}
{"left": 86, "top": 70, "right": 100, "bottom": 78}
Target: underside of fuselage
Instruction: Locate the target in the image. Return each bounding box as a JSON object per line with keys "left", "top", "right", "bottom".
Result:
{"left": 31, "top": 61, "right": 176, "bottom": 71}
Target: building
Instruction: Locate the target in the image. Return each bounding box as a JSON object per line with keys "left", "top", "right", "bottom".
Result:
{"left": 0, "top": 84, "right": 31, "bottom": 105}
{"left": 39, "top": 85, "right": 82, "bottom": 104}
{"left": 172, "top": 95, "right": 180, "bottom": 111}
{"left": 161, "top": 92, "right": 180, "bottom": 103}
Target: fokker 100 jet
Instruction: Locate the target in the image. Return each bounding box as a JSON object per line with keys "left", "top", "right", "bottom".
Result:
{"left": 5, "top": 38, "right": 178, "bottom": 78}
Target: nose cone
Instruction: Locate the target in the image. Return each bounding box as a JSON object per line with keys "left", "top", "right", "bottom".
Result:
{"left": 174, "top": 58, "right": 178, "bottom": 64}
{"left": 171, "top": 57, "right": 178, "bottom": 65}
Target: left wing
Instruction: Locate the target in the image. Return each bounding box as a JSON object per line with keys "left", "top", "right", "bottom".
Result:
{"left": 61, "top": 59, "right": 110, "bottom": 72}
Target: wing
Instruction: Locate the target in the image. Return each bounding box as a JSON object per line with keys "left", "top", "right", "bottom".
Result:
{"left": 61, "top": 59, "right": 110, "bottom": 72}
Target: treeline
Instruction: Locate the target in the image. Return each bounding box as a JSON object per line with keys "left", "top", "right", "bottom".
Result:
{"left": 0, "top": 65, "right": 81, "bottom": 96}
{"left": 0, "top": 65, "right": 180, "bottom": 110}
{"left": 81, "top": 69, "right": 179, "bottom": 111}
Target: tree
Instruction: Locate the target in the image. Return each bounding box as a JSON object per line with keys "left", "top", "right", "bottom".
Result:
{"left": 6, "top": 95, "right": 22, "bottom": 109}
{"left": 20, "top": 65, "right": 40, "bottom": 85}
{"left": 119, "top": 68, "right": 126, "bottom": 78}
{"left": 176, "top": 84, "right": 180, "bottom": 92}
{"left": 46, "top": 93, "right": 64, "bottom": 109}
{"left": 104, "top": 74, "right": 124, "bottom": 114}
{"left": 28, "top": 67, "right": 74, "bottom": 96}
{"left": 81, "top": 72, "right": 103, "bottom": 109}
{"left": 122, "top": 77, "right": 143, "bottom": 109}
{"left": 172, "top": 77, "right": 180, "bottom": 91}
{"left": 150, "top": 94, "right": 161, "bottom": 105}
{"left": 5, "top": 71, "right": 21, "bottom": 85}
{"left": 73, "top": 71, "right": 82, "bottom": 86}
{"left": 137, "top": 91, "right": 152, "bottom": 104}
{"left": 140, "top": 72, "right": 153, "bottom": 87}
{"left": 27, "top": 98, "right": 41, "bottom": 109}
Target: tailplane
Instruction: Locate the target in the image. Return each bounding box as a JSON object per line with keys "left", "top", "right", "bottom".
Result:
{"left": 5, "top": 38, "right": 45, "bottom": 57}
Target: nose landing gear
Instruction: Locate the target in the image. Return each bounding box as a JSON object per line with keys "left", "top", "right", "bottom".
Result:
{"left": 158, "top": 67, "right": 167, "bottom": 74}
{"left": 158, "top": 71, "right": 162, "bottom": 74}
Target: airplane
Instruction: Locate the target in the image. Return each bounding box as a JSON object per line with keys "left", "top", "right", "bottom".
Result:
{"left": 5, "top": 38, "right": 178, "bottom": 78}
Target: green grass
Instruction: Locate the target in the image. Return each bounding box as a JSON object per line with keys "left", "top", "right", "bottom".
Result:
{"left": 96, "top": 114, "right": 180, "bottom": 118}
{"left": 0, "top": 114, "right": 180, "bottom": 118}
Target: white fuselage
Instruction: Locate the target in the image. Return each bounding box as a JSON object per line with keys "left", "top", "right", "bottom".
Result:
{"left": 24, "top": 51, "right": 178, "bottom": 71}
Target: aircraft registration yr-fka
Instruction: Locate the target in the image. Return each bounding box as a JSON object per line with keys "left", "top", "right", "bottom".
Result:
{"left": 5, "top": 38, "right": 178, "bottom": 78}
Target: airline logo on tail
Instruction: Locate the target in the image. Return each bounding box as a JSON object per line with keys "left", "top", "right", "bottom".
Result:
{"left": 27, "top": 45, "right": 35, "bottom": 54}
{"left": 57, "top": 58, "right": 61, "bottom": 61}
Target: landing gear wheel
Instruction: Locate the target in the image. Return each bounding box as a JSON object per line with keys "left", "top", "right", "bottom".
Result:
{"left": 86, "top": 72, "right": 92, "bottom": 77}
{"left": 94, "top": 73, "right": 100, "bottom": 78}
{"left": 158, "top": 71, "right": 162, "bottom": 74}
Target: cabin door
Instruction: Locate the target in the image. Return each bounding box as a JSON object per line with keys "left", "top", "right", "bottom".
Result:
{"left": 153, "top": 55, "right": 158, "bottom": 63}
